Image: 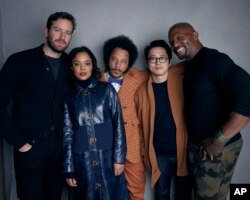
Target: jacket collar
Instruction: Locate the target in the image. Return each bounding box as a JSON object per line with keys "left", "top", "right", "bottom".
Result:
{"left": 75, "top": 79, "right": 98, "bottom": 97}
{"left": 123, "top": 67, "right": 138, "bottom": 78}
{"left": 38, "top": 43, "right": 68, "bottom": 61}
{"left": 100, "top": 67, "right": 139, "bottom": 82}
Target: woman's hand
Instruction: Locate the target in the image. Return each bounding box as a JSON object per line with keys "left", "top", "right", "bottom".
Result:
{"left": 114, "top": 163, "right": 124, "bottom": 176}
{"left": 66, "top": 178, "right": 78, "bottom": 187}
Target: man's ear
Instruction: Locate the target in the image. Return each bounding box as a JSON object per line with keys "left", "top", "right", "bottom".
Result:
{"left": 193, "top": 31, "right": 199, "bottom": 40}
{"left": 44, "top": 28, "right": 48, "bottom": 37}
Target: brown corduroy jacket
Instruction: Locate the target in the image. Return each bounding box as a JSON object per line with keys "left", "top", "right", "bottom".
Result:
{"left": 100, "top": 67, "right": 148, "bottom": 163}
{"left": 134, "top": 63, "right": 188, "bottom": 187}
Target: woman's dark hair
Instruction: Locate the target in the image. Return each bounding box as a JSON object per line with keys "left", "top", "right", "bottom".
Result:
{"left": 144, "top": 40, "right": 172, "bottom": 64}
{"left": 68, "top": 46, "right": 101, "bottom": 79}
{"left": 46, "top": 12, "right": 76, "bottom": 33}
{"left": 103, "top": 35, "right": 138, "bottom": 71}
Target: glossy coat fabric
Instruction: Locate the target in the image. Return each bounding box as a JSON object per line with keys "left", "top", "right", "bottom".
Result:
{"left": 100, "top": 68, "right": 148, "bottom": 199}
{"left": 100, "top": 67, "right": 148, "bottom": 163}
{"left": 62, "top": 79, "right": 128, "bottom": 200}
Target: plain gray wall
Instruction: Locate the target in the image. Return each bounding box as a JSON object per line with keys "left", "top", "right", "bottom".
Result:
{"left": 0, "top": 0, "right": 250, "bottom": 199}
{"left": 0, "top": 6, "right": 5, "bottom": 200}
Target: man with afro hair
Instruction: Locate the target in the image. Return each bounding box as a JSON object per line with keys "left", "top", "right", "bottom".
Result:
{"left": 100, "top": 35, "right": 148, "bottom": 200}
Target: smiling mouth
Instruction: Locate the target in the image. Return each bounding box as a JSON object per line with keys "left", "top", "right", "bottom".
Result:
{"left": 176, "top": 46, "right": 185, "bottom": 52}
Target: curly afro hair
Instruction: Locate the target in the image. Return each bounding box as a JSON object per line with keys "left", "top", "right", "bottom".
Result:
{"left": 103, "top": 35, "right": 138, "bottom": 71}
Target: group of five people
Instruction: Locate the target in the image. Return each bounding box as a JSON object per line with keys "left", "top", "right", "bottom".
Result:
{"left": 0, "top": 11, "right": 250, "bottom": 200}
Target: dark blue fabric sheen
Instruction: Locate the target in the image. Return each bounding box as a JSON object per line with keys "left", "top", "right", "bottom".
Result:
{"left": 73, "top": 121, "right": 113, "bottom": 153}
{"left": 62, "top": 79, "right": 128, "bottom": 199}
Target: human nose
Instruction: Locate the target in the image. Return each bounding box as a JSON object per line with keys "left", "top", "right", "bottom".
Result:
{"left": 155, "top": 58, "right": 161, "bottom": 64}
{"left": 79, "top": 64, "right": 86, "bottom": 70}
{"left": 59, "top": 30, "right": 66, "bottom": 39}
{"left": 115, "top": 60, "right": 122, "bottom": 68}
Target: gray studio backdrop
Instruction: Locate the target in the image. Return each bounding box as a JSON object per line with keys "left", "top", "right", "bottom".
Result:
{"left": 0, "top": 0, "right": 250, "bottom": 199}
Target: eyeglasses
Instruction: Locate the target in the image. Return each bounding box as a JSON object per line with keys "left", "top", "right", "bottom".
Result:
{"left": 147, "top": 56, "right": 168, "bottom": 64}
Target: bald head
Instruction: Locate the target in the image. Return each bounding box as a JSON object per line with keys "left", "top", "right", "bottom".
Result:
{"left": 168, "top": 22, "right": 195, "bottom": 38}
{"left": 168, "top": 22, "right": 203, "bottom": 61}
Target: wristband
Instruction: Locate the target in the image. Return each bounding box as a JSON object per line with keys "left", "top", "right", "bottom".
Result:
{"left": 215, "top": 130, "right": 230, "bottom": 144}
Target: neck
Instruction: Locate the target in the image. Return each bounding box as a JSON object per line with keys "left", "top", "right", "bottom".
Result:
{"left": 187, "top": 43, "right": 203, "bottom": 61}
{"left": 76, "top": 77, "right": 92, "bottom": 88}
{"left": 151, "top": 73, "right": 168, "bottom": 83}
{"left": 107, "top": 72, "right": 123, "bottom": 79}
{"left": 43, "top": 44, "right": 61, "bottom": 58}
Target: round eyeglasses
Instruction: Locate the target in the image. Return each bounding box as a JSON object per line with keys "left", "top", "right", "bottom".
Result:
{"left": 148, "top": 56, "right": 168, "bottom": 64}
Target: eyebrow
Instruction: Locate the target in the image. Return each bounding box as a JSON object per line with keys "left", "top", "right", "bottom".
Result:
{"left": 52, "top": 26, "right": 72, "bottom": 33}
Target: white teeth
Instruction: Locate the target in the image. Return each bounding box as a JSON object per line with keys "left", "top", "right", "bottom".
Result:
{"left": 177, "top": 47, "right": 184, "bottom": 52}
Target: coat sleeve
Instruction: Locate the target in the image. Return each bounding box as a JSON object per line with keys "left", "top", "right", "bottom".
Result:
{"left": 62, "top": 101, "right": 75, "bottom": 173}
{"left": 134, "top": 88, "right": 146, "bottom": 165}
{"left": 212, "top": 53, "right": 250, "bottom": 116}
{"left": 107, "top": 84, "right": 127, "bottom": 164}
{"left": 0, "top": 55, "right": 26, "bottom": 148}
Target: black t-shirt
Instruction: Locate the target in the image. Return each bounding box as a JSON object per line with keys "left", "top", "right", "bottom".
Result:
{"left": 152, "top": 81, "right": 176, "bottom": 156}
{"left": 184, "top": 47, "right": 250, "bottom": 144}
{"left": 46, "top": 55, "right": 61, "bottom": 80}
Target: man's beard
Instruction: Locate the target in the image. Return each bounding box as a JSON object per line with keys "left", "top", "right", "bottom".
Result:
{"left": 46, "top": 36, "right": 68, "bottom": 53}
{"left": 110, "top": 67, "right": 122, "bottom": 74}
{"left": 109, "top": 65, "right": 129, "bottom": 75}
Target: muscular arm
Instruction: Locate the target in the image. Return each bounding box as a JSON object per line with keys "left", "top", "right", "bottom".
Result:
{"left": 200, "top": 112, "right": 249, "bottom": 160}
{"left": 214, "top": 56, "right": 250, "bottom": 139}
{"left": 222, "top": 112, "right": 250, "bottom": 139}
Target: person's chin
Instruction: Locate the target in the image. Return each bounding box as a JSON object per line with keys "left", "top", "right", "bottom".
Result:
{"left": 176, "top": 54, "right": 186, "bottom": 60}
{"left": 56, "top": 46, "right": 66, "bottom": 53}
{"left": 110, "top": 73, "right": 122, "bottom": 78}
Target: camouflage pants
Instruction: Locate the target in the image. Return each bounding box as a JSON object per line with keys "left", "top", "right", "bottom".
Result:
{"left": 188, "top": 138, "right": 243, "bottom": 200}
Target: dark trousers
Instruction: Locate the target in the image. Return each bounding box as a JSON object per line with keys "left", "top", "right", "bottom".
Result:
{"left": 14, "top": 134, "right": 64, "bottom": 200}
{"left": 155, "top": 155, "right": 192, "bottom": 200}
{"left": 155, "top": 155, "right": 177, "bottom": 200}
{"left": 176, "top": 176, "right": 192, "bottom": 200}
